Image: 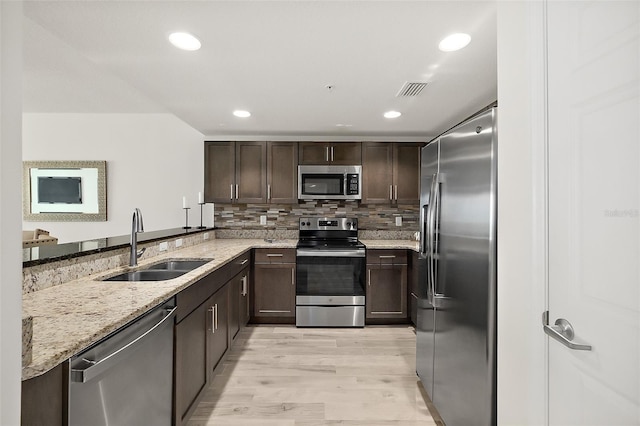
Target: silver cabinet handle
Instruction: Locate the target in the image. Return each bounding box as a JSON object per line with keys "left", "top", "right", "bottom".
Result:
{"left": 230, "top": 184, "right": 234, "bottom": 201}
{"left": 209, "top": 306, "right": 215, "bottom": 334}
{"left": 241, "top": 275, "right": 247, "bottom": 296}
{"left": 368, "top": 269, "right": 371, "bottom": 286}
{"left": 542, "top": 312, "right": 592, "bottom": 351}
{"left": 325, "top": 146, "right": 329, "bottom": 162}
{"left": 394, "top": 185, "right": 398, "bottom": 200}
{"left": 214, "top": 303, "right": 218, "bottom": 330}
{"left": 235, "top": 184, "right": 239, "bottom": 200}
{"left": 291, "top": 268, "right": 295, "bottom": 285}
{"left": 331, "top": 146, "right": 334, "bottom": 162}
{"left": 267, "top": 184, "right": 271, "bottom": 200}
{"left": 240, "top": 259, "right": 249, "bottom": 265}
{"left": 266, "top": 253, "right": 283, "bottom": 257}
{"left": 389, "top": 185, "right": 393, "bottom": 200}
{"left": 379, "top": 255, "right": 396, "bottom": 259}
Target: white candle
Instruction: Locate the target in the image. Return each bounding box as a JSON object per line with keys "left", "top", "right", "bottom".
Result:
{"left": 182, "top": 196, "right": 187, "bottom": 208}
{"left": 198, "top": 191, "right": 204, "bottom": 204}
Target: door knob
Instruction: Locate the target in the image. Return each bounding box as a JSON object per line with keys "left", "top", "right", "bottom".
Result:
{"left": 542, "top": 311, "right": 592, "bottom": 351}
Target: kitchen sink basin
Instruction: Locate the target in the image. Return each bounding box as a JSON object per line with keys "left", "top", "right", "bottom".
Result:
{"left": 145, "top": 259, "right": 211, "bottom": 271}
{"left": 103, "top": 259, "right": 212, "bottom": 282}
{"left": 104, "top": 270, "right": 187, "bottom": 282}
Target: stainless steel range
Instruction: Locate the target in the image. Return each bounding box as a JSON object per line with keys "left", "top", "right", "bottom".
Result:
{"left": 295, "top": 217, "right": 366, "bottom": 327}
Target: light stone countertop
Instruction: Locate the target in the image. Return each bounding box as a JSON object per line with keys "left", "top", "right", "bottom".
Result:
{"left": 361, "top": 239, "right": 420, "bottom": 251}
{"left": 22, "top": 238, "right": 418, "bottom": 380}
{"left": 22, "top": 238, "right": 297, "bottom": 381}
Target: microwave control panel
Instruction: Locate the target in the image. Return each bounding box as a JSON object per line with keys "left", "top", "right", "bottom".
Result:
{"left": 346, "top": 173, "right": 359, "bottom": 195}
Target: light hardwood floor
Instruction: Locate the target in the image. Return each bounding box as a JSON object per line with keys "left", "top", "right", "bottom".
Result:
{"left": 187, "top": 325, "right": 438, "bottom": 426}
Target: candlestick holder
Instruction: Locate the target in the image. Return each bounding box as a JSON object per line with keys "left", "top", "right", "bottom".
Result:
{"left": 197, "top": 202, "right": 206, "bottom": 229}
{"left": 182, "top": 207, "right": 192, "bottom": 229}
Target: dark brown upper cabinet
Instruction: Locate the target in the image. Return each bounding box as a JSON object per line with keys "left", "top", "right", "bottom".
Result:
{"left": 267, "top": 142, "right": 298, "bottom": 204}
{"left": 298, "top": 142, "right": 361, "bottom": 165}
{"left": 362, "top": 142, "right": 422, "bottom": 204}
{"left": 205, "top": 141, "right": 267, "bottom": 203}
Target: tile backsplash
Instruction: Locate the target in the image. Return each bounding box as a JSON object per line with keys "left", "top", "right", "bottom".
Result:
{"left": 213, "top": 201, "right": 419, "bottom": 231}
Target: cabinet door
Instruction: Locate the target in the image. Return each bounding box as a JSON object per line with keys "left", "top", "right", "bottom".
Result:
{"left": 207, "top": 286, "right": 229, "bottom": 373}
{"left": 236, "top": 141, "right": 266, "bottom": 203}
{"left": 175, "top": 301, "right": 209, "bottom": 424}
{"left": 204, "top": 141, "right": 235, "bottom": 203}
{"left": 366, "top": 264, "right": 408, "bottom": 320}
{"left": 228, "top": 274, "right": 241, "bottom": 342}
{"left": 267, "top": 142, "right": 298, "bottom": 203}
{"left": 254, "top": 263, "right": 296, "bottom": 317}
{"left": 331, "top": 142, "right": 362, "bottom": 164}
{"left": 299, "top": 142, "right": 330, "bottom": 164}
{"left": 393, "top": 143, "right": 422, "bottom": 204}
{"left": 362, "top": 143, "right": 394, "bottom": 204}
{"left": 21, "top": 363, "right": 65, "bottom": 426}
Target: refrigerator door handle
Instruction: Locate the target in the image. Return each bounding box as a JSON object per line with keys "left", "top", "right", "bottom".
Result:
{"left": 426, "top": 174, "right": 438, "bottom": 305}
{"left": 420, "top": 204, "right": 429, "bottom": 255}
{"left": 431, "top": 174, "right": 442, "bottom": 300}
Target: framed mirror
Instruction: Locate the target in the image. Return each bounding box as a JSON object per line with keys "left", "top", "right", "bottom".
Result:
{"left": 23, "top": 161, "right": 107, "bottom": 222}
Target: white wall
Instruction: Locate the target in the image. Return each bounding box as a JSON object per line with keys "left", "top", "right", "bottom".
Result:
{"left": 23, "top": 113, "right": 204, "bottom": 243}
{"left": 496, "top": 1, "right": 547, "bottom": 424}
{"left": 0, "top": 1, "right": 23, "bottom": 424}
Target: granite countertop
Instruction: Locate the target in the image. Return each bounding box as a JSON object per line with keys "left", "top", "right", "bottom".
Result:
{"left": 22, "top": 238, "right": 418, "bottom": 380}
{"left": 361, "top": 239, "right": 420, "bottom": 251}
{"left": 22, "top": 238, "right": 297, "bottom": 381}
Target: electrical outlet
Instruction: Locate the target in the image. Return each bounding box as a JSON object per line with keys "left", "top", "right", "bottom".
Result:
{"left": 159, "top": 242, "right": 168, "bottom": 251}
{"left": 395, "top": 216, "right": 402, "bottom": 226}
{"left": 260, "top": 215, "right": 267, "bottom": 225}
{"left": 175, "top": 238, "right": 183, "bottom": 248}
{"left": 203, "top": 232, "right": 209, "bottom": 240}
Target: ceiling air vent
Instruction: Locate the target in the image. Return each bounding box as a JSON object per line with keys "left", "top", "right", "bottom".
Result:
{"left": 396, "top": 81, "right": 428, "bottom": 97}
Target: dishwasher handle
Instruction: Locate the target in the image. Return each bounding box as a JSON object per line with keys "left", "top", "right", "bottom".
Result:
{"left": 71, "top": 305, "right": 176, "bottom": 383}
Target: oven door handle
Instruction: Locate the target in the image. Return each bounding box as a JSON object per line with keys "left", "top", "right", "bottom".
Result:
{"left": 296, "top": 249, "right": 366, "bottom": 258}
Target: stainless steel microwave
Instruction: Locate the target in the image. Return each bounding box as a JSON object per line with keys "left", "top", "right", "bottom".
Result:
{"left": 298, "top": 165, "right": 362, "bottom": 200}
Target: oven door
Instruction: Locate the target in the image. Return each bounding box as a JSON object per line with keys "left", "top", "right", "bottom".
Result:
{"left": 296, "top": 249, "right": 365, "bottom": 305}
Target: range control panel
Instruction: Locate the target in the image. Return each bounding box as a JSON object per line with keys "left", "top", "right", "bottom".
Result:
{"left": 299, "top": 217, "right": 358, "bottom": 231}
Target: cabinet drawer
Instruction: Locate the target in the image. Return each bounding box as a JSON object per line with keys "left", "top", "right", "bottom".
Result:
{"left": 366, "top": 249, "right": 407, "bottom": 265}
{"left": 254, "top": 248, "right": 296, "bottom": 263}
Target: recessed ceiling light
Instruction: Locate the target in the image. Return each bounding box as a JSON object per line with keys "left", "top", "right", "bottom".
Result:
{"left": 233, "top": 110, "right": 251, "bottom": 118}
{"left": 438, "top": 33, "right": 471, "bottom": 52}
{"left": 169, "top": 32, "right": 201, "bottom": 51}
{"left": 384, "top": 111, "right": 402, "bottom": 119}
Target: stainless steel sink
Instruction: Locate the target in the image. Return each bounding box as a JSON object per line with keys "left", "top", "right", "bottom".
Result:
{"left": 145, "top": 260, "right": 210, "bottom": 271}
{"left": 103, "top": 259, "right": 212, "bottom": 282}
{"left": 104, "top": 270, "right": 187, "bottom": 282}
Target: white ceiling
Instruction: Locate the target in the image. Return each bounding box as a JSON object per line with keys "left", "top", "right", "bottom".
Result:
{"left": 23, "top": 1, "right": 497, "bottom": 138}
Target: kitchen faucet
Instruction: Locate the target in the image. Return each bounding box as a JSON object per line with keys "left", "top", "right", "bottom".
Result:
{"left": 130, "top": 208, "right": 145, "bottom": 266}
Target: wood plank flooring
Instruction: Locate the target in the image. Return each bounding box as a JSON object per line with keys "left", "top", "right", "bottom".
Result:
{"left": 187, "top": 325, "right": 437, "bottom": 426}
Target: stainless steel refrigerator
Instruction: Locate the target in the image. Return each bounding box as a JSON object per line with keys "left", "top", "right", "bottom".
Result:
{"left": 416, "top": 105, "right": 497, "bottom": 426}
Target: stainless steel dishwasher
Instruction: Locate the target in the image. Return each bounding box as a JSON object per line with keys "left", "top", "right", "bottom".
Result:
{"left": 69, "top": 298, "right": 176, "bottom": 426}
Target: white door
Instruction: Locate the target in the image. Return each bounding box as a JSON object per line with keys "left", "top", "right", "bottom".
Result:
{"left": 546, "top": 1, "right": 640, "bottom": 424}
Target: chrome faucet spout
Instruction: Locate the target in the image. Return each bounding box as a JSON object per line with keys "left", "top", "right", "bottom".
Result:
{"left": 130, "top": 208, "right": 146, "bottom": 266}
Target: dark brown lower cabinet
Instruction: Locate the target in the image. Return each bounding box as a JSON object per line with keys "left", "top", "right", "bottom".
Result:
{"left": 366, "top": 264, "right": 408, "bottom": 320}
{"left": 366, "top": 249, "right": 409, "bottom": 323}
{"left": 228, "top": 274, "right": 241, "bottom": 341}
{"left": 253, "top": 249, "right": 296, "bottom": 322}
{"left": 253, "top": 263, "right": 296, "bottom": 319}
{"left": 21, "top": 363, "right": 66, "bottom": 426}
{"left": 239, "top": 270, "right": 250, "bottom": 327}
{"left": 207, "top": 286, "right": 229, "bottom": 371}
{"left": 175, "top": 300, "right": 209, "bottom": 425}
